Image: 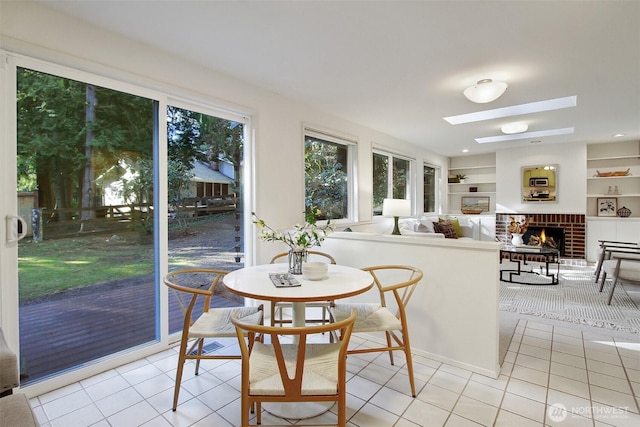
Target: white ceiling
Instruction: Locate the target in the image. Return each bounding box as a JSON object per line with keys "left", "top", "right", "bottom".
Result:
{"left": 36, "top": 0, "right": 640, "bottom": 157}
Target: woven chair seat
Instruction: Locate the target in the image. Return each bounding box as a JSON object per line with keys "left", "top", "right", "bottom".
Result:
{"left": 249, "top": 342, "right": 341, "bottom": 396}
{"left": 331, "top": 303, "right": 401, "bottom": 332}
{"left": 190, "top": 307, "right": 262, "bottom": 338}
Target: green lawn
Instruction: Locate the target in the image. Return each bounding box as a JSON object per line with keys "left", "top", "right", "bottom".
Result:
{"left": 18, "top": 234, "right": 154, "bottom": 301}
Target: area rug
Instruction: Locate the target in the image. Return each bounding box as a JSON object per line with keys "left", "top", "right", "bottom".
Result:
{"left": 499, "top": 263, "right": 640, "bottom": 337}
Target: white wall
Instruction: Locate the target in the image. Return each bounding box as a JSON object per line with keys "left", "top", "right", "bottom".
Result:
{"left": 496, "top": 142, "right": 587, "bottom": 213}
{"left": 0, "top": 3, "right": 447, "bottom": 318}
{"left": 322, "top": 232, "right": 502, "bottom": 378}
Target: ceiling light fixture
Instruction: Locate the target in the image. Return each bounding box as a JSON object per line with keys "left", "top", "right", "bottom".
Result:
{"left": 612, "top": 133, "right": 626, "bottom": 138}
{"left": 475, "top": 127, "right": 575, "bottom": 144}
{"left": 444, "top": 96, "right": 577, "bottom": 125}
{"left": 463, "top": 79, "right": 508, "bottom": 103}
{"left": 501, "top": 122, "right": 528, "bottom": 134}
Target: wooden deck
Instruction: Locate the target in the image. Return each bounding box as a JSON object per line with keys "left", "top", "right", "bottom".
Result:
{"left": 18, "top": 277, "right": 242, "bottom": 385}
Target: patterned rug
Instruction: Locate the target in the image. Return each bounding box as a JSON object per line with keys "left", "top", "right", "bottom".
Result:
{"left": 499, "top": 263, "right": 640, "bottom": 336}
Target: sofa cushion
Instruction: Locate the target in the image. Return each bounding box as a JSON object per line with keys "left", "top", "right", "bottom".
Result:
{"left": 440, "top": 217, "right": 463, "bottom": 238}
{"left": 418, "top": 216, "right": 438, "bottom": 233}
{"left": 433, "top": 221, "right": 458, "bottom": 239}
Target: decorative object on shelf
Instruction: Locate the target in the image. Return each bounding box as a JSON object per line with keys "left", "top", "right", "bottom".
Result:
{"left": 456, "top": 173, "right": 467, "bottom": 184}
{"left": 252, "top": 207, "right": 334, "bottom": 274}
{"left": 596, "top": 168, "right": 631, "bottom": 177}
{"left": 461, "top": 196, "right": 489, "bottom": 214}
{"left": 511, "top": 233, "right": 524, "bottom": 246}
{"left": 508, "top": 216, "right": 530, "bottom": 235}
{"left": 463, "top": 78, "right": 508, "bottom": 103}
{"left": 469, "top": 186, "right": 478, "bottom": 192}
{"left": 614, "top": 186, "right": 620, "bottom": 195}
{"left": 448, "top": 176, "right": 459, "bottom": 183}
{"left": 596, "top": 197, "right": 617, "bottom": 217}
{"left": 606, "top": 186, "right": 613, "bottom": 195}
{"left": 382, "top": 198, "right": 412, "bottom": 235}
{"left": 617, "top": 206, "right": 632, "bottom": 218}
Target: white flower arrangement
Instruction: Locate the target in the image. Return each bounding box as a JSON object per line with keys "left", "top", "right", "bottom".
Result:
{"left": 251, "top": 207, "right": 334, "bottom": 251}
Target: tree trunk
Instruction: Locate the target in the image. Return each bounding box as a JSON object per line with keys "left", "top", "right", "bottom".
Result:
{"left": 80, "top": 84, "right": 96, "bottom": 225}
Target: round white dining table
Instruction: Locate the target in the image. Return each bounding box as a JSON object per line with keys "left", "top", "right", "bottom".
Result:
{"left": 222, "top": 263, "right": 374, "bottom": 420}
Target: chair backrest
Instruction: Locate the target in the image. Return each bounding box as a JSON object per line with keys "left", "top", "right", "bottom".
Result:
{"left": 363, "top": 265, "right": 423, "bottom": 320}
{"left": 231, "top": 308, "right": 356, "bottom": 399}
{"left": 269, "top": 250, "right": 336, "bottom": 264}
{"left": 163, "top": 268, "right": 228, "bottom": 327}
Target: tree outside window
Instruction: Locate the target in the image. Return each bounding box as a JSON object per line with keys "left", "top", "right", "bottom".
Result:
{"left": 373, "top": 151, "right": 411, "bottom": 215}
{"left": 424, "top": 164, "right": 438, "bottom": 213}
{"left": 304, "top": 135, "right": 349, "bottom": 220}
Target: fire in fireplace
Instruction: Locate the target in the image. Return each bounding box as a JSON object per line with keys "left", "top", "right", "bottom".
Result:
{"left": 523, "top": 226, "right": 565, "bottom": 256}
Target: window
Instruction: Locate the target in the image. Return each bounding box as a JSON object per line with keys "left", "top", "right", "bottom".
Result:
{"left": 304, "top": 129, "right": 356, "bottom": 221}
{"left": 423, "top": 164, "right": 439, "bottom": 213}
{"left": 372, "top": 150, "right": 412, "bottom": 215}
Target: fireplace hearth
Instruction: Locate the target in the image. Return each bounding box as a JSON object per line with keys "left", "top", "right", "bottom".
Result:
{"left": 523, "top": 226, "right": 565, "bottom": 256}
{"left": 495, "top": 213, "right": 585, "bottom": 259}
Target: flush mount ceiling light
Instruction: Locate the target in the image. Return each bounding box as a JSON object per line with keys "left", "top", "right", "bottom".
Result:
{"left": 463, "top": 79, "right": 508, "bottom": 103}
{"left": 475, "top": 127, "right": 575, "bottom": 144}
{"left": 444, "top": 96, "right": 577, "bottom": 125}
{"left": 501, "top": 122, "right": 528, "bottom": 134}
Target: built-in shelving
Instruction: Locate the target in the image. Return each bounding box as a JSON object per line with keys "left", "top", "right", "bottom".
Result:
{"left": 447, "top": 153, "right": 496, "bottom": 214}
{"left": 586, "top": 141, "right": 640, "bottom": 218}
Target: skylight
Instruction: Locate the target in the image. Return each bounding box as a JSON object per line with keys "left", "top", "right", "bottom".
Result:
{"left": 443, "top": 96, "right": 577, "bottom": 125}
{"left": 475, "top": 127, "right": 575, "bottom": 144}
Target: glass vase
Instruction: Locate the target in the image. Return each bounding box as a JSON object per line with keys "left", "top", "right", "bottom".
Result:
{"left": 288, "top": 249, "right": 307, "bottom": 275}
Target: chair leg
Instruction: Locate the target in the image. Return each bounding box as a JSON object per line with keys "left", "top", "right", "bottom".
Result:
{"left": 385, "top": 331, "right": 395, "bottom": 365}
{"left": 594, "top": 250, "right": 606, "bottom": 282}
{"left": 607, "top": 277, "right": 619, "bottom": 305}
{"left": 402, "top": 332, "right": 417, "bottom": 398}
{"left": 241, "top": 394, "right": 249, "bottom": 427}
{"left": 172, "top": 337, "right": 190, "bottom": 411}
{"left": 194, "top": 338, "right": 204, "bottom": 375}
{"left": 599, "top": 272, "right": 607, "bottom": 292}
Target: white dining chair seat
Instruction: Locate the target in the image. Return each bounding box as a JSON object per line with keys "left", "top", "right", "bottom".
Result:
{"left": 190, "top": 307, "right": 262, "bottom": 338}
{"left": 249, "top": 342, "right": 342, "bottom": 396}
{"left": 331, "top": 303, "right": 402, "bottom": 332}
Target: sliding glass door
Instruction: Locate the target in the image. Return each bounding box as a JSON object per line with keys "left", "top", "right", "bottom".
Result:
{"left": 165, "top": 103, "right": 248, "bottom": 335}
{"left": 15, "top": 66, "right": 159, "bottom": 385}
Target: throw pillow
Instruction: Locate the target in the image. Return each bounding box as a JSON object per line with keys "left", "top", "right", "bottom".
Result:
{"left": 414, "top": 222, "right": 429, "bottom": 233}
{"left": 433, "top": 221, "right": 458, "bottom": 239}
{"left": 440, "top": 217, "right": 463, "bottom": 238}
{"left": 418, "top": 216, "right": 437, "bottom": 233}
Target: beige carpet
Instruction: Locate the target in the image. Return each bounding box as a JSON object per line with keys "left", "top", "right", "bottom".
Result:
{"left": 498, "top": 263, "right": 640, "bottom": 363}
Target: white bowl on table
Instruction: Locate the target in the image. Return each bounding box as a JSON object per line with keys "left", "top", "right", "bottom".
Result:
{"left": 302, "top": 262, "right": 328, "bottom": 281}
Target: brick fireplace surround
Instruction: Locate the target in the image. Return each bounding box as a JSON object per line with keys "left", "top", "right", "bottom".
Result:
{"left": 495, "top": 213, "right": 586, "bottom": 259}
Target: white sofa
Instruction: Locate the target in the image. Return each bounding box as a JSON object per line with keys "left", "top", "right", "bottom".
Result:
{"left": 349, "top": 215, "right": 496, "bottom": 241}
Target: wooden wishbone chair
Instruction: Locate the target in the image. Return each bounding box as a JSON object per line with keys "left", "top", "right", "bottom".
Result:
{"left": 163, "top": 268, "right": 264, "bottom": 411}
{"left": 231, "top": 308, "right": 357, "bottom": 427}
{"left": 330, "top": 265, "right": 423, "bottom": 397}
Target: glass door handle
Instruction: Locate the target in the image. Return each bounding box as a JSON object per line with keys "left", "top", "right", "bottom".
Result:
{"left": 6, "top": 215, "right": 27, "bottom": 244}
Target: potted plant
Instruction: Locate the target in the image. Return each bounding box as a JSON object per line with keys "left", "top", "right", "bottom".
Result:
{"left": 456, "top": 173, "right": 467, "bottom": 184}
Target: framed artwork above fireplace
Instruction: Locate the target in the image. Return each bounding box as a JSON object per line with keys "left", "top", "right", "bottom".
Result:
{"left": 522, "top": 164, "right": 558, "bottom": 203}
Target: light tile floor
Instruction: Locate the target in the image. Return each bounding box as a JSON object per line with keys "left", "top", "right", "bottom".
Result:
{"left": 28, "top": 312, "right": 640, "bottom": 427}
